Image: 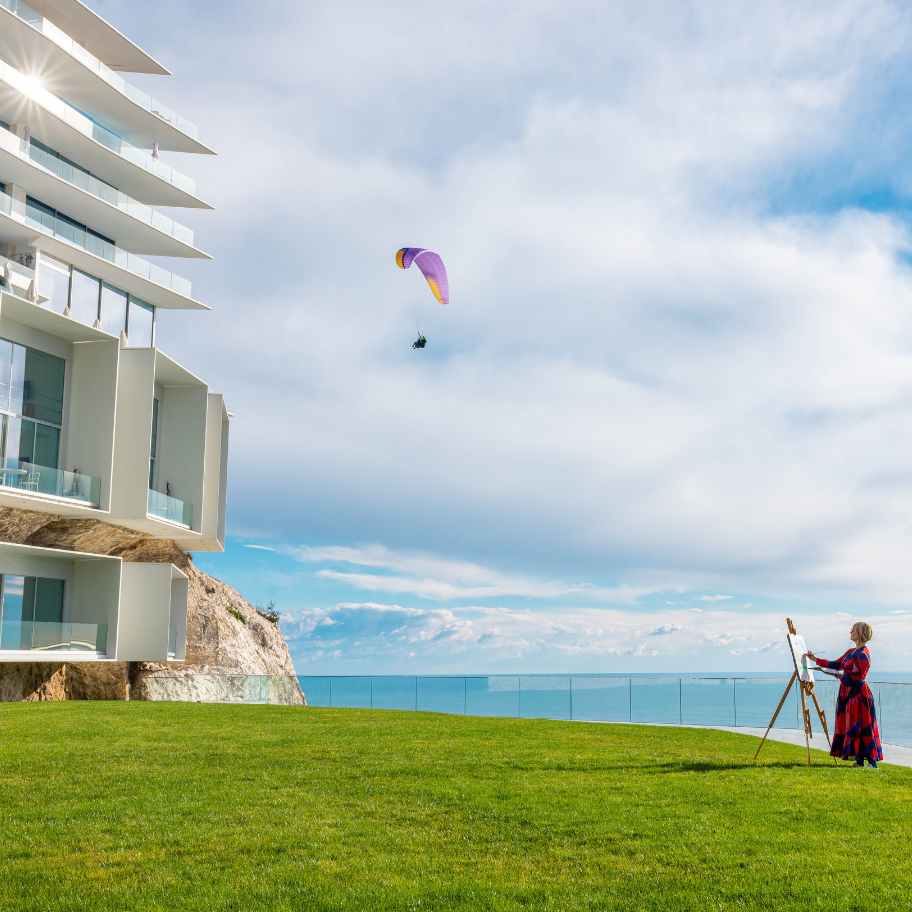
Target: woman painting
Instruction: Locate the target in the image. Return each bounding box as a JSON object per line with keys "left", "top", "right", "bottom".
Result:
{"left": 806, "top": 622, "right": 883, "bottom": 769}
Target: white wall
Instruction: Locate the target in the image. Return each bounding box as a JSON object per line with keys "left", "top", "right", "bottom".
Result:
{"left": 182, "top": 392, "right": 229, "bottom": 551}
{"left": 156, "top": 384, "right": 207, "bottom": 532}
{"left": 169, "top": 568, "right": 189, "bottom": 662}
{"left": 71, "top": 558, "right": 122, "bottom": 656}
{"left": 66, "top": 340, "right": 119, "bottom": 511}
{"left": 110, "top": 347, "right": 156, "bottom": 520}
{"left": 116, "top": 562, "right": 176, "bottom": 661}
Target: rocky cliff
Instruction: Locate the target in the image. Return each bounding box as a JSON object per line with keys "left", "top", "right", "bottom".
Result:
{"left": 0, "top": 507, "right": 304, "bottom": 704}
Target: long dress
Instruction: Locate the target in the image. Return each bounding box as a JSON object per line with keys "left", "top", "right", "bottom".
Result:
{"left": 815, "top": 647, "right": 883, "bottom": 761}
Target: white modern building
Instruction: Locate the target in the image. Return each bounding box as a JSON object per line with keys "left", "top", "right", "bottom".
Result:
{"left": 0, "top": 0, "right": 227, "bottom": 661}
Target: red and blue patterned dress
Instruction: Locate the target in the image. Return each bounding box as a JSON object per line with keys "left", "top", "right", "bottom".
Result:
{"left": 814, "top": 647, "right": 883, "bottom": 761}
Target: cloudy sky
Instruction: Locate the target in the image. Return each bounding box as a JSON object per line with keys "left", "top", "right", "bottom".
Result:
{"left": 90, "top": 0, "right": 912, "bottom": 673}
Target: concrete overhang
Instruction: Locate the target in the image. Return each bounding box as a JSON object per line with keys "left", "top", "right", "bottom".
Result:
{"left": 0, "top": 131, "right": 211, "bottom": 259}
{"left": 0, "top": 62, "right": 212, "bottom": 209}
{"left": 0, "top": 289, "right": 116, "bottom": 342}
{"left": 0, "top": 7, "right": 213, "bottom": 154}
{"left": 24, "top": 0, "right": 171, "bottom": 76}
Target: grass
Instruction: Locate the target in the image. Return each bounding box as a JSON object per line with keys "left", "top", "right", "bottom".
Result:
{"left": 0, "top": 704, "right": 910, "bottom": 911}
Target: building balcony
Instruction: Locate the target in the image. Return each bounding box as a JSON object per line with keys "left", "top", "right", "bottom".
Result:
{"left": 0, "top": 541, "right": 189, "bottom": 662}
{"left": 148, "top": 487, "right": 192, "bottom": 528}
{"left": 0, "top": 188, "right": 208, "bottom": 310}
{"left": 0, "top": 0, "right": 213, "bottom": 154}
{"left": 0, "top": 457, "right": 101, "bottom": 507}
{"left": 0, "top": 620, "right": 107, "bottom": 653}
{"left": 0, "top": 60, "right": 209, "bottom": 208}
{"left": 0, "top": 128, "right": 209, "bottom": 258}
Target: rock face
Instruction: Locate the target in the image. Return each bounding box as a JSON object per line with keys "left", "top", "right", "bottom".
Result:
{"left": 0, "top": 507, "right": 304, "bottom": 704}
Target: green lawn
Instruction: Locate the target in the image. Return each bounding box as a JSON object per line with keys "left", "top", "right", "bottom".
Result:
{"left": 0, "top": 704, "right": 909, "bottom": 911}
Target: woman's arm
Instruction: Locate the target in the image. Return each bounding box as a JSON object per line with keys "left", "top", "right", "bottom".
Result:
{"left": 808, "top": 650, "right": 847, "bottom": 670}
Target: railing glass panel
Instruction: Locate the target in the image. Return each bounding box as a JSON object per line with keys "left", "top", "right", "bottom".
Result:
{"left": 168, "top": 626, "right": 177, "bottom": 656}
{"left": 0, "top": 0, "right": 198, "bottom": 139}
{"left": 0, "top": 620, "right": 107, "bottom": 652}
{"left": 147, "top": 488, "right": 192, "bottom": 527}
{"left": 23, "top": 140, "right": 195, "bottom": 246}
{"left": 0, "top": 457, "right": 100, "bottom": 505}
{"left": 0, "top": 190, "right": 193, "bottom": 298}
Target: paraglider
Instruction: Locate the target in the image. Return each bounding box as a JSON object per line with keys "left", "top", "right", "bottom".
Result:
{"left": 396, "top": 248, "right": 448, "bottom": 349}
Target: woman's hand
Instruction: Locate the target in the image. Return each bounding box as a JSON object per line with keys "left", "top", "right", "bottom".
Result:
{"left": 805, "top": 651, "right": 817, "bottom": 663}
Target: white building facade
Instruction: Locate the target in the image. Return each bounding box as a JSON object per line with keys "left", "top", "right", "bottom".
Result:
{"left": 0, "top": 0, "right": 227, "bottom": 662}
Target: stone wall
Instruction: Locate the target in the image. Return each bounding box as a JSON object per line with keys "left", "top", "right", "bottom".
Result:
{"left": 0, "top": 507, "right": 305, "bottom": 704}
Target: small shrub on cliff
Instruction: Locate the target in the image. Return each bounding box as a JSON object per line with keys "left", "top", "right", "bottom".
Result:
{"left": 255, "top": 600, "right": 280, "bottom": 624}
{"left": 228, "top": 608, "right": 246, "bottom": 625}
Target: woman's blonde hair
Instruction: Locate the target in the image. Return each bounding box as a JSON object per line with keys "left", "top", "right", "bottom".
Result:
{"left": 853, "top": 622, "right": 874, "bottom": 643}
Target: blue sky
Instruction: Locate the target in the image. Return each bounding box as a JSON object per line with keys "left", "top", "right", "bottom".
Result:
{"left": 91, "top": 0, "right": 912, "bottom": 672}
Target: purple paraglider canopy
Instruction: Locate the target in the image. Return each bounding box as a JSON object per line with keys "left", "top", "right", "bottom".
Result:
{"left": 396, "top": 248, "right": 449, "bottom": 305}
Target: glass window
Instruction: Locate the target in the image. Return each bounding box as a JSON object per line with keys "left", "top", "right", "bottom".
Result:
{"left": 38, "top": 260, "right": 71, "bottom": 316}
{"left": 33, "top": 423, "right": 59, "bottom": 469}
{"left": 15, "top": 418, "right": 34, "bottom": 464}
{"left": 99, "top": 284, "right": 127, "bottom": 336}
{"left": 23, "top": 348, "right": 65, "bottom": 425}
{"left": 33, "top": 578, "right": 64, "bottom": 623}
{"left": 0, "top": 339, "right": 12, "bottom": 411}
{"left": 69, "top": 270, "right": 100, "bottom": 326}
{"left": 9, "top": 344, "right": 25, "bottom": 416}
{"left": 1, "top": 575, "right": 27, "bottom": 621}
{"left": 128, "top": 298, "right": 154, "bottom": 347}
{"left": 149, "top": 397, "right": 159, "bottom": 487}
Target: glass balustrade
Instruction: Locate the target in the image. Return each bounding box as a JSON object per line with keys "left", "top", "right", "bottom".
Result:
{"left": 0, "top": 457, "right": 101, "bottom": 505}
{"left": 0, "top": 620, "right": 107, "bottom": 653}
{"left": 295, "top": 675, "right": 879, "bottom": 739}
{"left": 0, "top": 189, "right": 193, "bottom": 299}
{"left": 0, "top": 253, "right": 35, "bottom": 296}
{"left": 0, "top": 0, "right": 199, "bottom": 139}
{"left": 23, "top": 140, "right": 195, "bottom": 246}
{"left": 168, "top": 627, "right": 177, "bottom": 656}
{"left": 148, "top": 488, "right": 192, "bottom": 527}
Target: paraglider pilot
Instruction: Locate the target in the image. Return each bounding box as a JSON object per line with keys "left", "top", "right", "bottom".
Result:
{"left": 412, "top": 336, "right": 427, "bottom": 349}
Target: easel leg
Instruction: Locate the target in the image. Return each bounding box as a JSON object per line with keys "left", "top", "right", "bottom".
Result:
{"left": 754, "top": 670, "right": 798, "bottom": 762}
{"left": 799, "top": 683, "right": 812, "bottom": 765}
{"left": 808, "top": 686, "right": 837, "bottom": 766}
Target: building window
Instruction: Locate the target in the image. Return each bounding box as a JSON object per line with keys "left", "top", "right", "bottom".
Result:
{"left": 127, "top": 298, "right": 154, "bottom": 347}
{"left": 0, "top": 574, "right": 65, "bottom": 650}
{"left": 0, "top": 338, "right": 65, "bottom": 472}
{"left": 36, "top": 257, "right": 155, "bottom": 343}
{"left": 149, "top": 397, "right": 159, "bottom": 487}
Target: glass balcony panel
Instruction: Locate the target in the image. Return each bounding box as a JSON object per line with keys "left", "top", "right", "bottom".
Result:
{"left": 147, "top": 488, "right": 192, "bottom": 527}
{"left": 417, "top": 676, "right": 466, "bottom": 714}
{"left": 0, "top": 457, "right": 100, "bottom": 506}
{"left": 465, "top": 676, "right": 519, "bottom": 717}
{"left": 518, "top": 677, "right": 571, "bottom": 719}
{"left": 1, "top": 190, "right": 193, "bottom": 298}
{"left": 168, "top": 627, "right": 177, "bottom": 656}
{"left": 0, "top": 620, "right": 106, "bottom": 652}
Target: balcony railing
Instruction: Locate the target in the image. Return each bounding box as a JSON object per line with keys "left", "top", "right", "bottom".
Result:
{"left": 0, "top": 457, "right": 101, "bottom": 506}
{"left": 0, "top": 189, "right": 193, "bottom": 299}
{"left": 168, "top": 626, "right": 177, "bottom": 657}
{"left": 148, "top": 488, "right": 192, "bottom": 527}
{"left": 0, "top": 0, "right": 199, "bottom": 140}
{"left": 21, "top": 137, "right": 195, "bottom": 246}
{"left": 0, "top": 59, "right": 198, "bottom": 198}
{"left": 0, "top": 620, "right": 107, "bottom": 653}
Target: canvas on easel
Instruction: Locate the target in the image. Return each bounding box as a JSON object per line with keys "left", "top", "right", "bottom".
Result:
{"left": 753, "top": 618, "right": 836, "bottom": 765}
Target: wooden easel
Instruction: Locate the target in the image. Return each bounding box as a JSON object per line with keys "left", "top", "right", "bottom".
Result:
{"left": 753, "top": 618, "right": 836, "bottom": 765}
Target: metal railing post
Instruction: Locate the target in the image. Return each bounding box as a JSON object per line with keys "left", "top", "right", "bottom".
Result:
{"left": 629, "top": 677, "right": 632, "bottom": 723}
{"left": 329, "top": 676, "right": 332, "bottom": 707}
{"left": 464, "top": 677, "right": 467, "bottom": 715}
{"left": 518, "top": 677, "right": 521, "bottom": 718}
{"left": 570, "top": 677, "right": 573, "bottom": 720}
{"left": 415, "top": 676, "right": 418, "bottom": 712}
{"left": 679, "top": 678, "right": 682, "bottom": 724}
{"left": 733, "top": 678, "right": 737, "bottom": 727}
{"left": 370, "top": 676, "right": 373, "bottom": 709}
